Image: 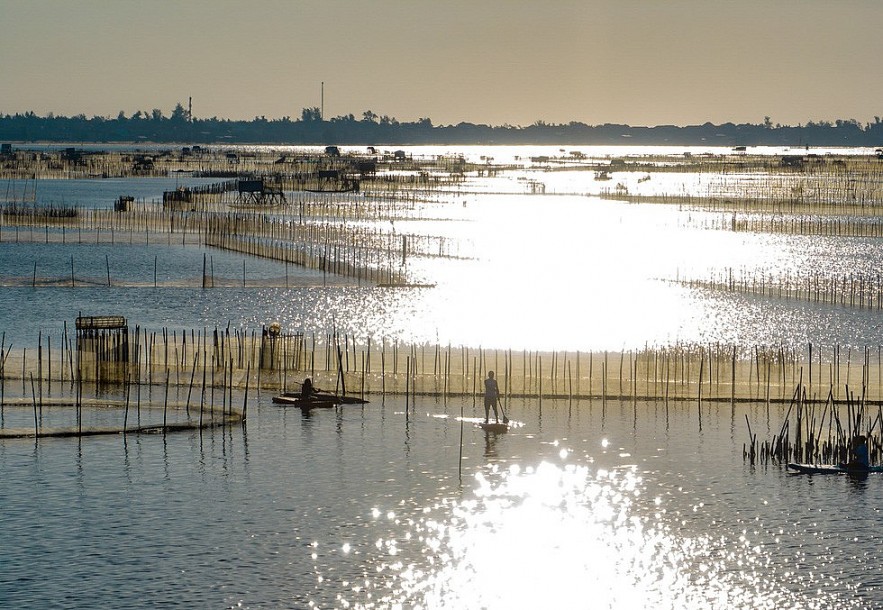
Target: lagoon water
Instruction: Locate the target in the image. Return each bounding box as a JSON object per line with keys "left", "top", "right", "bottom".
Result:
{"left": 2, "top": 395, "right": 881, "bottom": 608}
{"left": 2, "top": 145, "right": 883, "bottom": 608}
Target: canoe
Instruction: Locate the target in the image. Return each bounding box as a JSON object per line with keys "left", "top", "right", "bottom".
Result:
{"left": 271, "top": 395, "right": 336, "bottom": 409}
{"left": 479, "top": 422, "right": 509, "bottom": 433}
{"left": 279, "top": 392, "right": 368, "bottom": 405}
{"left": 786, "top": 463, "right": 883, "bottom": 475}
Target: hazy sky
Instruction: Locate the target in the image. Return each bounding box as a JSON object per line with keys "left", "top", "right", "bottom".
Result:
{"left": 1, "top": 0, "right": 881, "bottom": 127}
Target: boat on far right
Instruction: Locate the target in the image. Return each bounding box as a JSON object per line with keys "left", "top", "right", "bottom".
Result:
{"left": 787, "top": 463, "right": 883, "bottom": 475}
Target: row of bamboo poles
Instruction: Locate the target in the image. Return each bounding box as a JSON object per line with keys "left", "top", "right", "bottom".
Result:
{"left": 0, "top": 188, "right": 466, "bottom": 226}
{"left": 703, "top": 162, "right": 883, "bottom": 210}
{"left": 603, "top": 190, "right": 883, "bottom": 218}
{"left": 678, "top": 267, "right": 883, "bottom": 310}
{"left": 602, "top": 158, "right": 883, "bottom": 215}
{"left": 0, "top": 205, "right": 461, "bottom": 286}
{"left": 0, "top": 148, "right": 476, "bottom": 182}
{"left": 160, "top": 172, "right": 468, "bottom": 210}
{"left": 4, "top": 325, "right": 883, "bottom": 406}
{"left": 667, "top": 210, "right": 883, "bottom": 238}
{"left": 1, "top": 179, "right": 455, "bottom": 224}
{"left": 584, "top": 153, "right": 883, "bottom": 179}
{"left": 5, "top": 148, "right": 882, "bottom": 211}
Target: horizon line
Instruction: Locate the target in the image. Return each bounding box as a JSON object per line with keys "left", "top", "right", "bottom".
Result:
{"left": 3, "top": 108, "right": 882, "bottom": 131}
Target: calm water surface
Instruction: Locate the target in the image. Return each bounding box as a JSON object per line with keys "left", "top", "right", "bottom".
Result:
{"left": 1, "top": 395, "right": 879, "bottom": 608}
{"left": 4, "top": 191, "right": 883, "bottom": 351}
{"left": 3, "top": 145, "right": 883, "bottom": 608}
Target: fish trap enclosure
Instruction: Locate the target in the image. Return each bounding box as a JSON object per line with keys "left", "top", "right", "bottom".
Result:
{"left": 75, "top": 315, "right": 130, "bottom": 383}
{"left": 0, "top": 396, "right": 242, "bottom": 439}
{"left": 0, "top": 316, "right": 248, "bottom": 439}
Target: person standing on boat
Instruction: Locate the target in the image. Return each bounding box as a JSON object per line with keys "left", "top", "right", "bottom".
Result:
{"left": 484, "top": 371, "right": 500, "bottom": 424}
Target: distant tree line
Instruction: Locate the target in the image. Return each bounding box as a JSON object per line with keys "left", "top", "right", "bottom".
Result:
{"left": 1, "top": 104, "right": 882, "bottom": 147}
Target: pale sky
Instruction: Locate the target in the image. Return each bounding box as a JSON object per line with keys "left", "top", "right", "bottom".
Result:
{"left": 1, "top": 0, "right": 881, "bottom": 127}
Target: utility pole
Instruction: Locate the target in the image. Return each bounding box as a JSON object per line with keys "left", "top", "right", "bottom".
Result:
{"left": 321, "top": 82, "right": 324, "bottom": 121}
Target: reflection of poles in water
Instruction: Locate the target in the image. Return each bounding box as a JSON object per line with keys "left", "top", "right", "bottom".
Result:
{"left": 163, "top": 368, "right": 169, "bottom": 430}
{"left": 123, "top": 374, "right": 130, "bottom": 433}
{"left": 458, "top": 396, "right": 468, "bottom": 479}
{"left": 1, "top": 332, "right": 6, "bottom": 426}
{"left": 186, "top": 352, "right": 198, "bottom": 414}
{"left": 242, "top": 362, "right": 251, "bottom": 421}
{"left": 30, "top": 373, "right": 39, "bottom": 438}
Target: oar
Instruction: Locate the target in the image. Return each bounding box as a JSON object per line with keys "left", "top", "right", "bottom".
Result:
{"left": 497, "top": 396, "right": 509, "bottom": 424}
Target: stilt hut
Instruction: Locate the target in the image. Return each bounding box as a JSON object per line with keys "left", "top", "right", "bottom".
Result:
{"left": 75, "top": 315, "right": 129, "bottom": 383}
{"left": 236, "top": 177, "right": 286, "bottom": 206}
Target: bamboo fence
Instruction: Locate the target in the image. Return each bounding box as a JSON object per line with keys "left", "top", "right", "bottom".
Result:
{"left": 3, "top": 326, "right": 881, "bottom": 405}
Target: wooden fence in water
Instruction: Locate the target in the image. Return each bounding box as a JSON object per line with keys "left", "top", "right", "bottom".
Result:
{"left": 675, "top": 267, "right": 883, "bottom": 311}
{"left": 0, "top": 211, "right": 432, "bottom": 287}
{"left": 3, "top": 326, "right": 882, "bottom": 407}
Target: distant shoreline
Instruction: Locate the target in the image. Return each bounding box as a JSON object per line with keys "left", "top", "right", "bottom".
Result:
{"left": 2, "top": 142, "right": 881, "bottom": 156}
{"left": 3, "top": 113, "right": 882, "bottom": 148}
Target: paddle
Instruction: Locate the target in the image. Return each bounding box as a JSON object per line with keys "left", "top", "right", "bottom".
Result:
{"left": 497, "top": 396, "right": 509, "bottom": 424}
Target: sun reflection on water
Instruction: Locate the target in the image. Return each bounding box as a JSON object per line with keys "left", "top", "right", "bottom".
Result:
{"left": 316, "top": 460, "right": 852, "bottom": 610}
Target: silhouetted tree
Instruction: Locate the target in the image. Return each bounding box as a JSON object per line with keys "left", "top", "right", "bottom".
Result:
{"left": 301, "top": 107, "right": 322, "bottom": 122}
{"left": 2, "top": 104, "right": 883, "bottom": 145}
{"left": 171, "top": 103, "right": 188, "bottom": 122}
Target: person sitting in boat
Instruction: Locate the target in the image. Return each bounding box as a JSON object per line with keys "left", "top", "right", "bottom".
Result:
{"left": 847, "top": 435, "right": 870, "bottom": 470}
{"left": 484, "top": 371, "right": 500, "bottom": 424}
{"left": 301, "top": 378, "right": 319, "bottom": 399}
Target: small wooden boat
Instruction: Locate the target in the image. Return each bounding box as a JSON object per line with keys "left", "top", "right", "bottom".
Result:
{"left": 279, "top": 391, "right": 368, "bottom": 405}
{"left": 271, "top": 395, "right": 336, "bottom": 410}
{"left": 787, "top": 463, "right": 883, "bottom": 475}
{"left": 272, "top": 392, "right": 369, "bottom": 410}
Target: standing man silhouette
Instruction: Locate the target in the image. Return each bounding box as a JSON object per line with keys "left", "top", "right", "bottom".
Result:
{"left": 484, "top": 371, "right": 500, "bottom": 423}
